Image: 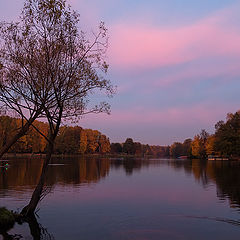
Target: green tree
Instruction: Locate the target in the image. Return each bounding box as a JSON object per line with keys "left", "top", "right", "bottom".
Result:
{"left": 214, "top": 111, "right": 240, "bottom": 157}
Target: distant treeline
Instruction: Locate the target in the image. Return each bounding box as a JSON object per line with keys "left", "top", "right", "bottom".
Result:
{"left": 0, "top": 116, "right": 110, "bottom": 154}
{"left": 111, "top": 138, "right": 170, "bottom": 157}
{"left": 0, "top": 116, "right": 170, "bottom": 156}
{"left": 1, "top": 110, "right": 239, "bottom": 158}
{"left": 169, "top": 110, "right": 240, "bottom": 159}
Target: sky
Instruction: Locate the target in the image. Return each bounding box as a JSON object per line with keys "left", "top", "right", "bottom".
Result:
{"left": 1, "top": 0, "right": 240, "bottom": 145}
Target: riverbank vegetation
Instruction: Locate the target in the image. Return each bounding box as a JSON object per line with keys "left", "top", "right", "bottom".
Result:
{"left": 0, "top": 116, "right": 170, "bottom": 156}
{"left": 1, "top": 110, "right": 240, "bottom": 159}
{"left": 111, "top": 110, "right": 240, "bottom": 159}
{"left": 0, "top": 207, "right": 15, "bottom": 230}
{"left": 0, "top": 116, "right": 111, "bottom": 154}
{"left": 169, "top": 111, "right": 240, "bottom": 159}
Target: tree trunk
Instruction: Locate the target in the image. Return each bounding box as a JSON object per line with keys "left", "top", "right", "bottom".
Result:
{"left": 21, "top": 139, "right": 54, "bottom": 217}
{"left": 0, "top": 111, "right": 41, "bottom": 159}
{"left": 27, "top": 215, "right": 41, "bottom": 240}
{"left": 21, "top": 107, "right": 62, "bottom": 217}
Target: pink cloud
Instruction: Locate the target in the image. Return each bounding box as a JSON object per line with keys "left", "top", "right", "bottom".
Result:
{"left": 152, "top": 62, "right": 240, "bottom": 88}
{"left": 109, "top": 6, "right": 240, "bottom": 70}
{"left": 80, "top": 102, "right": 237, "bottom": 127}
{"left": 76, "top": 102, "right": 240, "bottom": 144}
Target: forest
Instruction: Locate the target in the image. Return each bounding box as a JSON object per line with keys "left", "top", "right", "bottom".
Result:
{"left": 112, "top": 110, "right": 240, "bottom": 159}
{"left": 0, "top": 116, "right": 111, "bottom": 154}
{"left": 0, "top": 116, "right": 170, "bottom": 156}
{"left": 170, "top": 110, "right": 240, "bottom": 159}
{"left": 0, "top": 110, "right": 239, "bottom": 158}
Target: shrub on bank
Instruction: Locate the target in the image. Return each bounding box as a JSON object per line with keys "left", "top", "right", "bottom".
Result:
{"left": 0, "top": 207, "right": 15, "bottom": 230}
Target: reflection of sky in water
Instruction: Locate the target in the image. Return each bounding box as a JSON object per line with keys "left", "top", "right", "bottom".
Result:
{"left": 1, "top": 158, "right": 240, "bottom": 239}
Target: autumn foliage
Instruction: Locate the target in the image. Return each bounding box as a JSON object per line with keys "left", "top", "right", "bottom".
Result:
{"left": 0, "top": 116, "right": 110, "bottom": 154}
{"left": 188, "top": 111, "right": 240, "bottom": 159}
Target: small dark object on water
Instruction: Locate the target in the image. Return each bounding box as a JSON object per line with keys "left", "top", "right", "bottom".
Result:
{"left": 177, "top": 156, "right": 188, "bottom": 159}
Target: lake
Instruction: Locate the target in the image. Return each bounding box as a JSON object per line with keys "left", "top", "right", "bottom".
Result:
{"left": 1, "top": 156, "right": 240, "bottom": 239}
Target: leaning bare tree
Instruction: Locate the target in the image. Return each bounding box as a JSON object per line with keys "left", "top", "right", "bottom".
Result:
{"left": 0, "top": 5, "right": 55, "bottom": 157}
{"left": 1, "top": 0, "right": 114, "bottom": 217}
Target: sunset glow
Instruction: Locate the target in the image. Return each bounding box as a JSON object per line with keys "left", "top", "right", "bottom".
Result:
{"left": 1, "top": 0, "right": 240, "bottom": 144}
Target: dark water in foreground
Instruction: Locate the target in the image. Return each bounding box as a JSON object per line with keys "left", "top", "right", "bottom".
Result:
{"left": 1, "top": 156, "right": 240, "bottom": 239}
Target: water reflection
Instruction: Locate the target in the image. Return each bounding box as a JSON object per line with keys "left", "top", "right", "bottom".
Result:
{"left": 27, "top": 215, "right": 54, "bottom": 240}
{"left": 117, "top": 158, "right": 240, "bottom": 211}
{"left": 112, "top": 156, "right": 240, "bottom": 212}
{"left": 2, "top": 157, "right": 240, "bottom": 239}
{"left": 0, "top": 157, "right": 110, "bottom": 192}
{"left": 1, "top": 157, "right": 240, "bottom": 211}
{"left": 111, "top": 157, "right": 149, "bottom": 175}
{"left": 168, "top": 159, "right": 240, "bottom": 209}
{"left": 0, "top": 215, "right": 54, "bottom": 240}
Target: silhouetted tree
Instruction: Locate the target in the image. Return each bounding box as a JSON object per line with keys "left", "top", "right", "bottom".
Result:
{"left": 1, "top": 0, "right": 115, "bottom": 217}
{"left": 182, "top": 138, "right": 192, "bottom": 157}
{"left": 110, "top": 143, "right": 122, "bottom": 154}
{"left": 142, "top": 144, "right": 152, "bottom": 156}
{"left": 123, "top": 138, "right": 135, "bottom": 155}
{"left": 170, "top": 142, "right": 182, "bottom": 158}
{"left": 134, "top": 142, "right": 142, "bottom": 155}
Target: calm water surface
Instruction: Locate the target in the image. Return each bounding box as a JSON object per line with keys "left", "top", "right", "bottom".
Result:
{"left": 1, "top": 157, "right": 240, "bottom": 239}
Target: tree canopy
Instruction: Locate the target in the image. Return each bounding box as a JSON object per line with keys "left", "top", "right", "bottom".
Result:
{"left": 214, "top": 111, "right": 240, "bottom": 157}
{"left": 0, "top": 0, "right": 114, "bottom": 216}
{"left": 0, "top": 0, "right": 114, "bottom": 143}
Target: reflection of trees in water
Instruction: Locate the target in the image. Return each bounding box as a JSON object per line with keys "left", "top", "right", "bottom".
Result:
{"left": 191, "top": 160, "right": 209, "bottom": 186}
{"left": 0, "top": 157, "right": 110, "bottom": 192}
{"left": 28, "top": 215, "right": 54, "bottom": 240}
{"left": 207, "top": 161, "right": 240, "bottom": 209}
{"left": 0, "top": 157, "right": 153, "bottom": 191}
{"left": 0, "top": 215, "right": 54, "bottom": 240}
{"left": 2, "top": 156, "right": 240, "bottom": 211}
{"left": 168, "top": 160, "right": 240, "bottom": 210}
{"left": 122, "top": 158, "right": 145, "bottom": 175}
{"left": 111, "top": 158, "right": 153, "bottom": 175}
{"left": 46, "top": 157, "right": 110, "bottom": 185}
{"left": 111, "top": 158, "right": 240, "bottom": 210}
